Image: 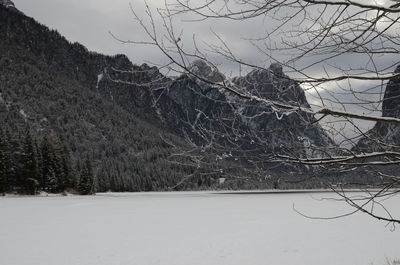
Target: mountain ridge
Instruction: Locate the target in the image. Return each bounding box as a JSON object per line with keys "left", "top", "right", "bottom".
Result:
{"left": 0, "top": 4, "right": 354, "bottom": 191}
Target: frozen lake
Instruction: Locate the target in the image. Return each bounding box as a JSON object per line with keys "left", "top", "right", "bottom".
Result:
{"left": 0, "top": 191, "right": 399, "bottom": 265}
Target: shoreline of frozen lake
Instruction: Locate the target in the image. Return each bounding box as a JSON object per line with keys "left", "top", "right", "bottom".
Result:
{"left": 1, "top": 188, "right": 390, "bottom": 198}
{"left": 1, "top": 191, "right": 399, "bottom": 265}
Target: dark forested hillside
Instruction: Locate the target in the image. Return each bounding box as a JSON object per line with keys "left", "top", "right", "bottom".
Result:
{"left": 0, "top": 3, "right": 200, "bottom": 192}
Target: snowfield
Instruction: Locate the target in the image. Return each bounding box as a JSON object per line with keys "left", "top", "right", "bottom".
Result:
{"left": 0, "top": 191, "right": 399, "bottom": 265}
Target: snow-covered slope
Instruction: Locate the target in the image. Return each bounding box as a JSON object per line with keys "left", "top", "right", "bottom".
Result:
{"left": 0, "top": 192, "right": 399, "bottom": 265}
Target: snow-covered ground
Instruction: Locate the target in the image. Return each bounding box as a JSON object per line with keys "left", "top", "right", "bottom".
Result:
{"left": 0, "top": 191, "right": 399, "bottom": 265}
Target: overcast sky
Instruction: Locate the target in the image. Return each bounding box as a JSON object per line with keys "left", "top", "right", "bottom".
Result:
{"left": 14, "top": 0, "right": 167, "bottom": 65}
{"left": 12, "top": 0, "right": 267, "bottom": 72}
{"left": 13, "top": 0, "right": 399, "bottom": 76}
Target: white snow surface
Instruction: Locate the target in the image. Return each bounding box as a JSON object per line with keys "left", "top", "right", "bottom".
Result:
{"left": 19, "top": 109, "right": 28, "bottom": 120}
{"left": 96, "top": 73, "right": 104, "bottom": 89}
{"left": 0, "top": 191, "right": 399, "bottom": 265}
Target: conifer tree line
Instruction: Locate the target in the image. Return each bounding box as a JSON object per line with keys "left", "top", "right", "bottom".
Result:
{"left": 0, "top": 129, "right": 95, "bottom": 195}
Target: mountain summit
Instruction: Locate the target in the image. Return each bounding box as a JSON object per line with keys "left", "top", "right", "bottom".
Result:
{"left": 189, "top": 60, "right": 226, "bottom": 83}
{"left": 381, "top": 65, "right": 400, "bottom": 119}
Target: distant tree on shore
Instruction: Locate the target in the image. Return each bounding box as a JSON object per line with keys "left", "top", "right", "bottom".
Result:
{"left": 0, "top": 129, "right": 11, "bottom": 195}
{"left": 77, "top": 155, "right": 95, "bottom": 195}
{"left": 20, "top": 130, "right": 40, "bottom": 194}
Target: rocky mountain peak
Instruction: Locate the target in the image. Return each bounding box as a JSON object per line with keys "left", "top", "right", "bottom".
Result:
{"left": 354, "top": 65, "right": 400, "bottom": 153}
{"left": 382, "top": 64, "right": 400, "bottom": 118}
{"left": 0, "top": 0, "right": 15, "bottom": 8}
{"left": 232, "top": 63, "right": 310, "bottom": 109}
{"left": 189, "top": 60, "right": 225, "bottom": 83}
{"left": 269, "top": 63, "right": 284, "bottom": 77}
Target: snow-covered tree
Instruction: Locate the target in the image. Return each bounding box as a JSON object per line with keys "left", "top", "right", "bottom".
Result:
{"left": 78, "top": 155, "right": 95, "bottom": 195}
{"left": 20, "top": 130, "right": 39, "bottom": 194}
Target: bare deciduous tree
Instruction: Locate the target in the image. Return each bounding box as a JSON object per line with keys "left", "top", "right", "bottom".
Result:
{"left": 114, "top": 0, "right": 400, "bottom": 224}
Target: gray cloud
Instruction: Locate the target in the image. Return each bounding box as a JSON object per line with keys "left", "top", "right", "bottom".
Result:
{"left": 14, "top": 0, "right": 400, "bottom": 75}
{"left": 14, "top": 0, "right": 168, "bottom": 65}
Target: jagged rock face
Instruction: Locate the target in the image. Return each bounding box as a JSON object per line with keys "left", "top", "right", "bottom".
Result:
{"left": 233, "top": 65, "right": 309, "bottom": 106}
{"left": 157, "top": 73, "right": 241, "bottom": 146}
{"left": 157, "top": 61, "right": 334, "bottom": 168}
{"left": 233, "top": 65, "right": 333, "bottom": 154}
{"left": 155, "top": 60, "right": 238, "bottom": 141}
{"left": 190, "top": 60, "right": 225, "bottom": 83}
{"left": 354, "top": 65, "right": 400, "bottom": 152}
{"left": 269, "top": 63, "right": 284, "bottom": 77}
{"left": 382, "top": 65, "right": 400, "bottom": 118}
{"left": 349, "top": 66, "right": 400, "bottom": 181}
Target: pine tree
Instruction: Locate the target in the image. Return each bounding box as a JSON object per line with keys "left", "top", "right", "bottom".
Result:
{"left": 40, "top": 135, "right": 57, "bottom": 192}
{"left": 48, "top": 132, "right": 64, "bottom": 191}
{"left": 35, "top": 139, "right": 43, "bottom": 188}
{"left": 8, "top": 132, "right": 24, "bottom": 193}
{"left": 58, "top": 138, "right": 75, "bottom": 191}
{"left": 77, "top": 155, "right": 95, "bottom": 195}
{"left": 0, "top": 129, "right": 11, "bottom": 194}
{"left": 21, "top": 130, "right": 39, "bottom": 194}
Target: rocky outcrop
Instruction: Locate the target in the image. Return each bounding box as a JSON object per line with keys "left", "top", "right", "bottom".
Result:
{"left": 345, "top": 66, "right": 400, "bottom": 184}
{"left": 190, "top": 60, "right": 225, "bottom": 83}
{"left": 381, "top": 65, "right": 400, "bottom": 119}
{"left": 155, "top": 60, "right": 335, "bottom": 176}
{"left": 354, "top": 66, "right": 400, "bottom": 153}
{"left": 233, "top": 65, "right": 333, "bottom": 154}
